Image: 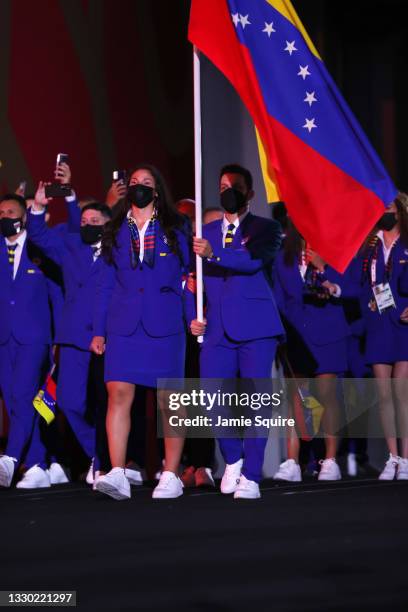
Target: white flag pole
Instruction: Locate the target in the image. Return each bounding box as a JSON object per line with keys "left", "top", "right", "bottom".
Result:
{"left": 193, "top": 45, "right": 204, "bottom": 343}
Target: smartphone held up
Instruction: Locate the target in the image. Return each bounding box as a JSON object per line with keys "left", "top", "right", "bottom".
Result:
{"left": 44, "top": 153, "right": 72, "bottom": 198}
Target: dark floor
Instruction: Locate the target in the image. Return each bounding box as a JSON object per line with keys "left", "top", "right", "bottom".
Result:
{"left": 0, "top": 478, "right": 407, "bottom": 611}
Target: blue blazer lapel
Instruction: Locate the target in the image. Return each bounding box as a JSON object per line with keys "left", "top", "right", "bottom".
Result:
{"left": 233, "top": 212, "right": 253, "bottom": 247}
{"left": 13, "top": 242, "right": 29, "bottom": 284}
{"left": 78, "top": 243, "right": 96, "bottom": 282}
{"left": 0, "top": 239, "right": 13, "bottom": 284}
{"left": 211, "top": 220, "right": 224, "bottom": 250}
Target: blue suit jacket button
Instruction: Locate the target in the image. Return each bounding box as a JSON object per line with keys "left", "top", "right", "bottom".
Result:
{"left": 10, "top": 300, "right": 15, "bottom": 305}
{"left": 139, "top": 288, "right": 144, "bottom": 293}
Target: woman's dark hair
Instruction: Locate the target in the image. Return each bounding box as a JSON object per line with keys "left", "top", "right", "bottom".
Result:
{"left": 102, "top": 163, "right": 186, "bottom": 263}
{"left": 395, "top": 193, "right": 408, "bottom": 246}
{"left": 283, "top": 218, "right": 303, "bottom": 266}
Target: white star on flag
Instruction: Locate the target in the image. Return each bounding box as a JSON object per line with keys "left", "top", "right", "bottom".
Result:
{"left": 239, "top": 14, "right": 251, "bottom": 29}
{"left": 304, "top": 91, "right": 317, "bottom": 106}
{"left": 298, "top": 65, "right": 311, "bottom": 80}
{"left": 303, "top": 118, "right": 317, "bottom": 133}
{"left": 262, "top": 22, "right": 276, "bottom": 37}
{"left": 284, "top": 41, "right": 297, "bottom": 55}
{"left": 231, "top": 13, "right": 240, "bottom": 27}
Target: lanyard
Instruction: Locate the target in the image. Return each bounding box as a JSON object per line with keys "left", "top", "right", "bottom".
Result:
{"left": 369, "top": 238, "right": 398, "bottom": 286}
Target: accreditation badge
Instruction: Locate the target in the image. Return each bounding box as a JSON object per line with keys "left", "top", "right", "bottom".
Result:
{"left": 372, "top": 282, "right": 396, "bottom": 314}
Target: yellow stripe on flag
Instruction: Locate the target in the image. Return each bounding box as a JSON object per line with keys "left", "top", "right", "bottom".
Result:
{"left": 33, "top": 391, "right": 55, "bottom": 425}
{"left": 255, "top": 127, "right": 280, "bottom": 203}
{"left": 303, "top": 394, "right": 324, "bottom": 434}
{"left": 266, "top": 0, "right": 322, "bottom": 60}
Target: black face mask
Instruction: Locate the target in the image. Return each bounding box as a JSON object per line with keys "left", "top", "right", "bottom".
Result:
{"left": 0, "top": 217, "right": 24, "bottom": 238}
{"left": 127, "top": 184, "right": 154, "bottom": 209}
{"left": 80, "top": 224, "right": 103, "bottom": 245}
{"left": 377, "top": 212, "right": 398, "bottom": 232}
{"left": 220, "top": 188, "right": 247, "bottom": 214}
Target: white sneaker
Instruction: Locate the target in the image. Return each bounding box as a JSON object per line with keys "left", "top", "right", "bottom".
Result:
{"left": 85, "top": 458, "right": 95, "bottom": 485}
{"left": 154, "top": 459, "right": 165, "bottom": 481}
{"left": 16, "top": 465, "right": 51, "bottom": 489}
{"left": 347, "top": 452, "right": 358, "bottom": 477}
{"left": 152, "top": 471, "right": 183, "bottom": 499}
{"left": 379, "top": 454, "right": 399, "bottom": 481}
{"left": 273, "top": 459, "right": 302, "bottom": 482}
{"left": 397, "top": 458, "right": 408, "bottom": 481}
{"left": 220, "top": 458, "right": 243, "bottom": 494}
{"left": 0, "top": 455, "right": 16, "bottom": 488}
{"left": 47, "top": 462, "right": 69, "bottom": 485}
{"left": 125, "top": 467, "right": 144, "bottom": 486}
{"left": 94, "top": 467, "right": 130, "bottom": 500}
{"left": 234, "top": 474, "right": 261, "bottom": 499}
{"left": 92, "top": 470, "right": 101, "bottom": 491}
{"left": 318, "top": 458, "right": 341, "bottom": 481}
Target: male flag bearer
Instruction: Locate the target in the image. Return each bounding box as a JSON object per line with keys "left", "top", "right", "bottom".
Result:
{"left": 189, "top": 164, "right": 284, "bottom": 499}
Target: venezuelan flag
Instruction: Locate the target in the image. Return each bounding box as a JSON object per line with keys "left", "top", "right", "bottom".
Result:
{"left": 33, "top": 364, "right": 58, "bottom": 425}
{"left": 189, "top": 0, "right": 397, "bottom": 271}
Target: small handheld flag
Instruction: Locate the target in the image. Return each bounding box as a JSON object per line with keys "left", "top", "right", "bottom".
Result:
{"left": 33, "top": 363, "right": 58, "bottom": 425}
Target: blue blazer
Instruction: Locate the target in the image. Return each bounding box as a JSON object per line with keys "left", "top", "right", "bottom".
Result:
{"left": 0, "top": 237, "right": 60, "bottom": 345}
{"left": 185, "top": 213, "right": 284, "bottom": 345}
{"left": 27, "top": 210, "right": 102, "bottom": 351}
{"left": 357, "top": 238, "right": 408, "bottom": 333}
{"left": 274, "top": 251, "right": 350, "bottom": 347}
{"left": 93, "top": 218, "right": 191, "bottom": 338}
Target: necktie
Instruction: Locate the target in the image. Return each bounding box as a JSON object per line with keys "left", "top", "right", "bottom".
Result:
{"left": 224, "top": 223, "right": 235, "bottom": 248}
{"left": 7, "top": 244, "right": 17, "bottom": 267}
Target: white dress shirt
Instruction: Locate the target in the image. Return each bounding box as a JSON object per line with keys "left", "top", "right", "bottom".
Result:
{"left": 91, "top": 241, "right": 102, "bottom": 262}
{"left": 377, "top": 230, "right": 399, "bottom": 265}
{"left": 127, "top": 210, "right": 151, "bottom": 262}
{"left": 6, "top": 230, "right": 27, "bottom": 280}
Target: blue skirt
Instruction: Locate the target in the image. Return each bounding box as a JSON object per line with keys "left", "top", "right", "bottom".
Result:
{"left": 104, "top": 323, "right": 186, "bottom": 387}
{"left": 365, "top": 314, "right": 408, "bottom": 365}
{"left": 288, "top": 337, "right": 348, "bottom": 376}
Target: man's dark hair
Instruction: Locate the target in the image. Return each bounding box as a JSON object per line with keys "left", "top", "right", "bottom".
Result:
{"left": 204, "top": 206, "right": 223, "bottom": 214}
{"left": 220, "top": 164, "right": 253, "bottom": 191}
{"left": 0, "top": 193, "right": 27, "bottom": 212}
{"left": 81, "top": 202, "right": 112, "bottom": 219}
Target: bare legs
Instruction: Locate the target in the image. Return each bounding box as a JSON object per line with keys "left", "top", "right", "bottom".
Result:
{"left": 106, "top": 381, "right": 135, "bottom": 468}
{"left": 374, "top": 362, "right": 408, "bottom": 459}
{"left": 286, "top": 373, "right": 339, "bottom": 461}
{"left": 157, "top": 389, "right": 185, "bottom": 474}
{"left": 105, "top": 383, "right": 185, "bottom": 474}
{"left": 315, "top": 374, "right": 339, "bottom": 459}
